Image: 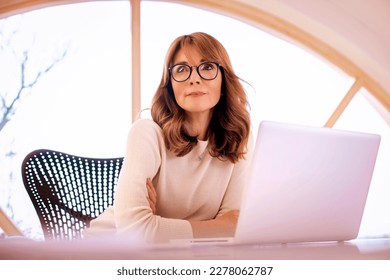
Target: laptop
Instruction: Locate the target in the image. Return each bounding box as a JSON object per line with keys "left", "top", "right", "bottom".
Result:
{"left": 171, "top": 120, "right": 381, "bottom": 246}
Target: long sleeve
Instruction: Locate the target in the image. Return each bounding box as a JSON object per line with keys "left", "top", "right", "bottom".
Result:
{"left": 113, "top": 119, "right": 193, "bottom": 243}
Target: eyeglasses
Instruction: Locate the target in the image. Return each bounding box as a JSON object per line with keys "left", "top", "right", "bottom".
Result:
{"left": 169, "top": 62, "right": 221, "bottom": 82}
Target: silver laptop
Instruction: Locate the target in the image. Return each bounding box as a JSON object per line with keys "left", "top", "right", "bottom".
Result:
{"left": 171, "top": 121, "right": 381, "bottom": 246}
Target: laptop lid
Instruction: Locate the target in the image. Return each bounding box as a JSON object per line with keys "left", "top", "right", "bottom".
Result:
{"left": 235, "top": 120, "right": 381, "bottom": 245}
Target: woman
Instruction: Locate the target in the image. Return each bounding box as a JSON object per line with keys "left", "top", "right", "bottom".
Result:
{"left": 84, "top": 32, "right": 253, "bottom": 243}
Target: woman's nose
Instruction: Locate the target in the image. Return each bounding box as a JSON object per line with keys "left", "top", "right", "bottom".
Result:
{"left": 188, "top": 66, "right": 202, "bottom": 83}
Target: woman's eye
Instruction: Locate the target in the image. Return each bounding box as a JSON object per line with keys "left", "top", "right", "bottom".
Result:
{"left": 175, "top": 65, "right": 189, "bottom": 73}
{"left": 200, "top": 63, "right": 215, "bottom": 71}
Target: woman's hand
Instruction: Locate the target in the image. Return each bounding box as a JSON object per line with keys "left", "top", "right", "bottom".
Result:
{"left": 190, "top": 209, "right": 240, "bottom": 238}
{"left": 214, "top": 210, "right": 239, "bottom": 236}
{"left": 146, "top": 178, "right": 157, "bottom": 214}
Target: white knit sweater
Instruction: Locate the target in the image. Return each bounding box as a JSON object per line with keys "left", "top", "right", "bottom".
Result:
{"left": 84, "top": 119, "right": 253, "bottom": 243}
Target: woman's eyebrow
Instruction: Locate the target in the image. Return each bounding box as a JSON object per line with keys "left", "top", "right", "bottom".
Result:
{"left": 174, "top": 61, "right": 188, "bottom": 65}
{"left": 173, "top": 59, "right": 207, "bottom": 65}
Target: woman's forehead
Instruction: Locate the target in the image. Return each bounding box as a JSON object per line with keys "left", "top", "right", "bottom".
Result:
{"left": 173, "top": 45, "right": 206, "bottom": 65}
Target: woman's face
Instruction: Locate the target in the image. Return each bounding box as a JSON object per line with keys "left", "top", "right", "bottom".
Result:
{"left": 170, "top": 46, "right": 222, "bottom": 118}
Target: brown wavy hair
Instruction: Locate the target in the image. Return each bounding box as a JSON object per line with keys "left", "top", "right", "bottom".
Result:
{"left": 151, "top": 32, "right": 251, "bottom": 163}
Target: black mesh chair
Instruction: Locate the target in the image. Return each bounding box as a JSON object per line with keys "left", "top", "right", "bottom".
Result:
{"left": 21, "top": 149, "right": 124, "bottom": 240}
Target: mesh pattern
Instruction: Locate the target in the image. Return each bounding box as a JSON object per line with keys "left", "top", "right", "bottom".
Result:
{"left": 21, "top": 149, "right": 124, "bottom": 240}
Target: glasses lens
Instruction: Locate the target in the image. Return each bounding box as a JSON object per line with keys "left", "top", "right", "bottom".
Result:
{"left": 170, "top": 62, "right": 219, "bottom": 82}
{"left": 171, "top": 64, "right": 191, "bottom": 82}
{"left": 198, "top": 62, "right": 218, "bottom": 80}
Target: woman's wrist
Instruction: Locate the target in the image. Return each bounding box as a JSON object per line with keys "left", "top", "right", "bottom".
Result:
{"left": 189, "top": 214, "right": 238, "bottom": 238}
{"left": 190, "top": 219, "right": 224, "bottom": 238}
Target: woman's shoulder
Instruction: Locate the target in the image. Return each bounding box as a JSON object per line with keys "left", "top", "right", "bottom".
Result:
{"left": 131, "top": 118, "right": 162, "bottom": 132}
{"left": 128, "top": 118, "right": 163, "bottom": 142}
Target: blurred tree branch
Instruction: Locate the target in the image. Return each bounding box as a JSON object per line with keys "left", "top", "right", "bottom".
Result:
{"left": 0, "top": 16, "right": 68, "bottom": 133}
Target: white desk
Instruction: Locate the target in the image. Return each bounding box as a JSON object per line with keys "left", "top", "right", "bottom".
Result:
{"left": 1, "top": 237, "right": 389, "bottom": 260}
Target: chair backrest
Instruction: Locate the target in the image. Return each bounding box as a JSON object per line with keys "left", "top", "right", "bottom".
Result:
{"left": 21, "top": 149, "right": 124, "bottom": 240}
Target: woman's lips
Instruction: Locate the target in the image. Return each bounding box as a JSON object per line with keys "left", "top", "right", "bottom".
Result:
{"left": 186, "top": 91, "right": 206, "bottom": 97}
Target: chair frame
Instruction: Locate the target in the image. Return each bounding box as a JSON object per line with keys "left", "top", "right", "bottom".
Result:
{"left": 21, "top": 149, "right": 123, "bottom": 240}
{"left": 0, "top": 207, "right": 24, "bottom": 237}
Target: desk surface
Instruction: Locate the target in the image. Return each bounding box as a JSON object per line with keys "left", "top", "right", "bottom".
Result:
{"left": 1, "top": 237, "right": 390, "bottom": 260}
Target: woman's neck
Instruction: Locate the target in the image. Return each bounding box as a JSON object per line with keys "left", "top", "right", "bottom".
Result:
{"left": 185, "top": 111, "right": 212, "bottom": 141}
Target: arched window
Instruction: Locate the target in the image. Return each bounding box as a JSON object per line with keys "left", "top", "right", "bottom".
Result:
{"left": 0, "top": 0, "right": 388, "bottom": 239}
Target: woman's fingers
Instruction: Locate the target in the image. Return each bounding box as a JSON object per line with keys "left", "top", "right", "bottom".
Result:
{"left": 146, "top": 178, "right": 157, "bottom": 203}
{"left": 146, "top": 178, "right": 157, "bottom": 214}
{"left": 147, "top": 197, "right": 157, "bottom": 214}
